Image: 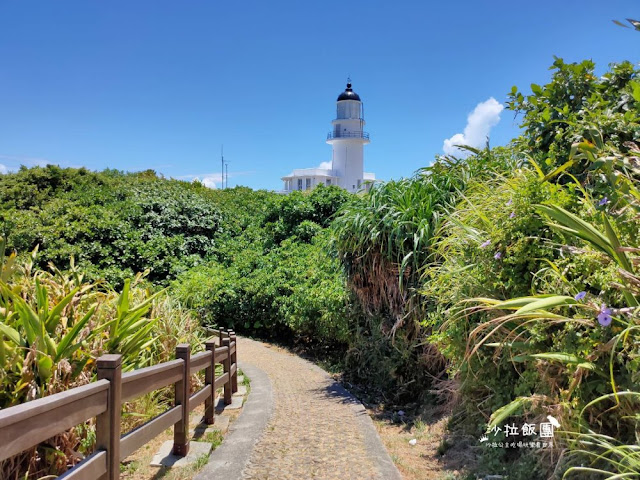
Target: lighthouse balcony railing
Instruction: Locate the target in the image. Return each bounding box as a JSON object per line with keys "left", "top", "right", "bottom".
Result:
{"left": 326, "top": 131, "right": 370, "bottom": 140}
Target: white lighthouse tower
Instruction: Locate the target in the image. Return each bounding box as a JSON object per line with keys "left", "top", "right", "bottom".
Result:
{"left": 327, "top": 80, "right": 371, "bottom": 192}
{"left": 281, "top": 80, "right": 375, "bottom": 193}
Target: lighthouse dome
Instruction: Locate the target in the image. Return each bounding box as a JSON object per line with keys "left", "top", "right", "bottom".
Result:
{"left": 337, "top": 82, "right": 361, "bottom": 101}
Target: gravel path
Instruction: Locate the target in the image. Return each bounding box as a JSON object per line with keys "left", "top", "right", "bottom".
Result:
{"left": 238, "top": 337, "right": 401, "bottom": 480}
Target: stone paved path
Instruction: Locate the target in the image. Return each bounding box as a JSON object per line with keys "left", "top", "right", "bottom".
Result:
{"left": 238, "top": 337, "right": 400, "bottom": 480}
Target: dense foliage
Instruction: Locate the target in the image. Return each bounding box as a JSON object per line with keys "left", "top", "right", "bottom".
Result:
{"left": 1, "top": 167, "right": 221, "bottom": 286}
{"left": 0, "top": 241, "right": 204, "bottom": 478}
{"left": 173, "top": 185, "right": 352, "bottom": 345}
{"left": 508, "top": 59, "right": 640, "bottom": 178}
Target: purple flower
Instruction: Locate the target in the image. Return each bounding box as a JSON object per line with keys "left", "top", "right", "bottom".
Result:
{"left": 509, "top": 212, "right": 516, "bottom": 219}
{"left": 597, "top": 304, "right": 612, "bottom": 327}
{"left": 494, "top": 251, "right": 502, "bottom": 260}
{"left": 574, "top": 291, "right": 586, "bottom": 301}
{"left": 506, "top": 199, "right": 513, "bottom": 206}
{"left": 598, "top": 197, "right": 609, "bottom": 206}
{"left": 480, "top": 240, "right": 491, "bottom": 248}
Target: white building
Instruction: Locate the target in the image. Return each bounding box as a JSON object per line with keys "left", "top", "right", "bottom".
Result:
{"left": 282, "top": 81, "right": 375, "bottom": 193}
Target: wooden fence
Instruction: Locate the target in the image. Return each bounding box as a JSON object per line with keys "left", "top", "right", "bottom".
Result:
{"left": 0, "top": 328, "right": 239, "bottom": 480}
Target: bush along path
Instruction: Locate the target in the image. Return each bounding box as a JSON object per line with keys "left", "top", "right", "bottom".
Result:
{"left": 203, "top": 337, "right": 402, "bottom": 480}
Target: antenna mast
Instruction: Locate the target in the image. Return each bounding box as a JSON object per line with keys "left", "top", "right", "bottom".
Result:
{"left": 221, "top": 145, "right": 224, "bottom": 189}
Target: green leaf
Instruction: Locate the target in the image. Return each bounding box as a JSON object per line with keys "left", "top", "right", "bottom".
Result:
{"left": 526, "top": 157, "right": 545, "bottom": 179}
{"left": 612, "top": 19, "right": 630, "bottom": 28}
{"left": 512, "top": 353, "right": 599, "bottom": 372}
{"left": 630, "top": 81, "right": 640, "bottom": 103}
{"left": 478, "top": 295, "right": 558, "bottom": 310}
{"left": 5, "top": 286, "right": 55, "bottom": 353}
{"left": 628, "top": 18, "right": 640, "bottom": 31}
{"left": 601, "top": 213, "right": 638, "bottom": 306}
{"left": 581, "top": 391, "right": 640, "bottom": 416}
{"left": 484, "top": 341, "right": 531, "bottom": 349}
{"left": 55, "top": 306, "right": 96, "bottom": 361}
{"left": 0, "top": 322, "right": 21, "bottom": 346}
{"left": 586, "top": 127, "right": 604, "bottom": 149}
{"left": 37, "top": 355, "right": 53, "bottom": 382}
{"left": 45, "top": 286, "right": 81, "bottom": 334}
{"left": 487, "top": 397, "right": 531, "bottom": 430}
{"left": 114, "top": 278, "right": 131, "bottom": 334}
{"left": 542, "top": 158, "right": 574, "bottom": 182}
{"left": 515, "top": 295, "right": 576, "bottom": 314}
{"left": 537, "top": 204, "right": 616, "bottom": 258}
{"left": 0, "top": 336, "right": 5, "bottom": 365}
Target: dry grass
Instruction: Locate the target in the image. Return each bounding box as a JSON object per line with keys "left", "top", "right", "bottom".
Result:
{"left": 120, "top": 404, "right": 209, "bottom": 480}
{"left": 120, "top": 384, "right": 244, "bottom": 480}
{"left": 370, "top": 406, "right": 474, "bottom": 480}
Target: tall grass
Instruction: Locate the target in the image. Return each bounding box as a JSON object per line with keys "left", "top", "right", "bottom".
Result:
{"left": 0, "top": 244, "right": 205, "bottom": 479}
{"left": 330, "top": 147, "right": 522, "bottom": 401}
{"left": 332, "top": 148, "right": 520, "bottom": 332}
{"left": 445, "top": 135, "right": 640, "bottom": 476}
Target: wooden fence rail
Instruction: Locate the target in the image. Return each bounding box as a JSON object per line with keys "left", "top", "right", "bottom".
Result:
{"left": 0, "top": 328, "right": 239, "bottom": 480}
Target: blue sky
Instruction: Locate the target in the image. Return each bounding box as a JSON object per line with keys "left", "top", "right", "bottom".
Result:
{"left": 0, "top": 1, "right": 638, "bottom": 190}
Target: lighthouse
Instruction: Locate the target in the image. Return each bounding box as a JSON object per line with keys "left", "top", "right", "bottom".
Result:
{"left": 326, "top": 80, "right": 370, "bottom": 192}
{"left": 281, "top": 80, "right": 375, "bottom": 192}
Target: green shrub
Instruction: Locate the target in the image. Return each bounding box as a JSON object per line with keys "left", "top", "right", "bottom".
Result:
{"left": 1, "top": 167, "right": 221, "bottom": 287}
{"left": 507, "top": 58, "right": 640, "bottom": 178}
{"left": 172, "top": 230, "right": 350, "bottom": 345}
{"left": 263, "top": 185, "right": 350, "bottom": 245}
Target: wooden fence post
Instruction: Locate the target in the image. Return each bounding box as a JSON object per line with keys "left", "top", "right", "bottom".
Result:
{"left": 229, "top": 331, "right": 238, "bottom": 394}
{"left": 204, "top": 340, "right": 216, "bottom": 425}
{"left": 222, "top": 338, "right": 232, "bottom": 405}
{"left": 173, "top": 344, "right": 190, "bottom": 456}
{"left": 96, "top": 354, "right": 122, "bottom": 480}
{"left": 218, "top": 327, "right": 224, "bottom": 346}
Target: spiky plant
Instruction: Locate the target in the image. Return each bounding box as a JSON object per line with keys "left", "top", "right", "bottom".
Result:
{"left": 0, "top": 242, "right": 204, "bottom": 479}
{"left": 448, "top": 135, "right": 640, "bottom": 477}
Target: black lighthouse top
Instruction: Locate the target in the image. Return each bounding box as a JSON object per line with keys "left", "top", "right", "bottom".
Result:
{"left": 337, "top": 81, "right": 361, "bottom": 102}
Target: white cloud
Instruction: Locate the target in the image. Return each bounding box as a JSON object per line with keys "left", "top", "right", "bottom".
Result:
{"left": 201, "top": 176, "right": 217, "bottom": 189}
{"left": 318, "top": 161, "right": 332, "bottom": 170}
{"left": 192, "top": 176, "right": 217, "bottom": 189}
{"left": 184, "top": 173, "right": 221, "bottom": 181}
{"left": 0, "top": 164, "right": 7, "bottom": 174}
{"left": 443, "top": 98, "right": 504, "bottom": 157}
